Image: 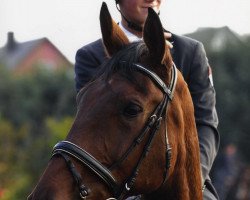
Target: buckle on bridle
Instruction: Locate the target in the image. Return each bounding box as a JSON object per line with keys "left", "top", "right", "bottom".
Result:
{"left": 79, "top": 185, "right": 90, "bottom": 199}
{"left": 155, "top": 117, "right": 163, "bottom": 129}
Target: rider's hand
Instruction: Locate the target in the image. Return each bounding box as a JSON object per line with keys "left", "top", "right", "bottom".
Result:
{"left": 164, "top": 32, "right": 173, "bottom": 49}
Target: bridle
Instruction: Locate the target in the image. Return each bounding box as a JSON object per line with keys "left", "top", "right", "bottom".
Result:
{"left": 52, "top": 62, "right": 177, "bottom": 199}
{"left": 52, "top": 62, "right": 178, "bottom": 199}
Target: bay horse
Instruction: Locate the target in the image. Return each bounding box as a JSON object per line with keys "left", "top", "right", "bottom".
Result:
{"left": 28, "top": 3, "right": 202, "bottom": 200}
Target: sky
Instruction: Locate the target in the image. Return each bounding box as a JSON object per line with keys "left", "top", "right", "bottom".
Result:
{"left": 1, "top": 0, "right": 250, "bottom": 63}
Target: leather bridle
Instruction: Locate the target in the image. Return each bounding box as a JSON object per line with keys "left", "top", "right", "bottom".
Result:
{"left": 52, "top": 62, "right": 178, "bottom": 200}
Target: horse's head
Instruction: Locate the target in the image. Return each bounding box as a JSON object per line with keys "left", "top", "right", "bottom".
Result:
{"left": 28, "top": 2, "right": 202, "bottom": 200}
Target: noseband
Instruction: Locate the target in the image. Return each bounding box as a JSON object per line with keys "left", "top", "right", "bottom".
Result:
{"left": 52, "top": 62, "right": 177, "bottom": 199}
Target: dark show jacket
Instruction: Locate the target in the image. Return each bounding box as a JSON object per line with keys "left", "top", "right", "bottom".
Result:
{"left": 74, "top": 33, "right": 220, "bottom": 199}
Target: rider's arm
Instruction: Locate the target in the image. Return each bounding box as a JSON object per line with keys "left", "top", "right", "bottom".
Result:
{"left": 188, "top": 42, "right": 220, "bottom": 183}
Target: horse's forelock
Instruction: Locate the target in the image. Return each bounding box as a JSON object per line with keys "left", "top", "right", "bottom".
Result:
{"left": 76, "top": 42, "right": 148, "bottom": 109}
{"left": 96, "top": 42, "right": 149, "bottom": 81}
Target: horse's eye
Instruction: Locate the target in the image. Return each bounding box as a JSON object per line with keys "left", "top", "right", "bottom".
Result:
{"left": 123, "top": 103, "right": 143, "bottom": 118}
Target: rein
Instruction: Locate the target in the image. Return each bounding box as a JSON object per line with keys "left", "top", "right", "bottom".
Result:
{"left": 52, "top": 62, "right": 178, "bottom": 199}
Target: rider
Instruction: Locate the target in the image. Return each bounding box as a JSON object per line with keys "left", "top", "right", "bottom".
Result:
{"left": 74, "top": 0, "right": 220, "bottom": 199}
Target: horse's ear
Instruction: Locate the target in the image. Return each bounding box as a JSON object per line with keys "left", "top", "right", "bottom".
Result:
{"left": 143, "top": 8, "right": 168, "bottom": 64}
{"left": 100, "top": 2, "right": 129, "bottom": 57}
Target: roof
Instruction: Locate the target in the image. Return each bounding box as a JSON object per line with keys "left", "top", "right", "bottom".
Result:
{"left": 0, "top": 32, "right": 72, "bottom": 70}
{"left": 0, "top": 34, "right": 47, "bottom": 69}
{"left": 185, "top": 26, "right": 244, "bottom": 51}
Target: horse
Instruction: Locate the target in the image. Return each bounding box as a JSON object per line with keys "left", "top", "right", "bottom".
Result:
{"left": 28, "top": 2, "right": 202, "bottom": 200}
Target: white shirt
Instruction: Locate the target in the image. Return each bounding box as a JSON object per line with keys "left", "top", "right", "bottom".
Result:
{"left": 118, "top": 22, "right": 142, "bottom": 43}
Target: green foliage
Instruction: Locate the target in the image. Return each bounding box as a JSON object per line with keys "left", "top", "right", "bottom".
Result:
{"left": 45, "top": 116, "right": 74, "bottom": 148}
{"left": 208, "top": 42, "right": 250, "bottom": 162}
{"left": 0, "top": 67, "right": 76, "bottom": 126}
{"left": 0, "top": 117, "right": 74, "bottom": 200}
{"left": 0, "top": 119, "right": 31, "bottom": 200}
{"left": 0, "top": 67, "right": 76, "bottom": 199}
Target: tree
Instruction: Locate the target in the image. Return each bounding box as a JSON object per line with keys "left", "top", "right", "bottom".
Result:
{"left": 0, "top": 66, "right": 76, "bottom": 199}
{"left": 209, "top": 42, "right": 250, "bottom": 162}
